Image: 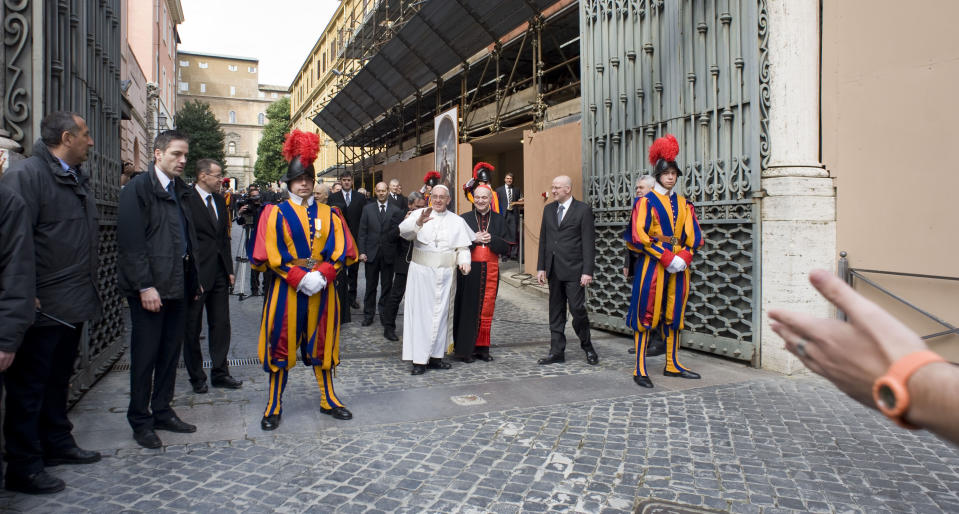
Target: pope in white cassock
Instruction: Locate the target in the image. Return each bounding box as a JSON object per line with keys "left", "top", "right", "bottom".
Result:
{"left": 399, "top": 184, "right": 475, "bottom": 375}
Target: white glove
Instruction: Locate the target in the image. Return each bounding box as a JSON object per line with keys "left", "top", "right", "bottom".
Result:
{"left": 665, "top": 256, "right": 687, "bottom": 274}
{"left": 296, "top": 271, "right": 327, "bottom": 296}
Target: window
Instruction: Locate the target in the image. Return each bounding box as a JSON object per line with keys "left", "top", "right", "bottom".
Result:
{"left": 228, "top": 142, "right": 236, "bottom": 154}
{"left": 258, "top": 113, "right": 265, "bottom": 125}
{"left": 228, "top": 111, "right": 236, "bottom": 123}
{"left": 271, "top": 92, "right": 278, "bottom": 98}
{"left": 200, "top": 83, "right": 206, "bottom": 93}
{"left": 198, "top": 62, "right": 208, "bottom": 69}
{"left": 229, "top": 86, "right": 236, "bottom": 96}
{"left": 258, "top": 91, "right": 265, "bottom": 98}
{"left": 178, "top": 82, "right": 188, "bottom": 92}
{"left": 248, "top": 66, "right": 257, "bottom": 73}
{"left": 179, "top": 60, "right": 189, "bottom": 67}
{"left": 228, "top": 64, "right": 238, "bottom": 72}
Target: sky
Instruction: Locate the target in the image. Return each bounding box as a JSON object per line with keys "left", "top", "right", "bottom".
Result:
{"left": 177, "top": 0, "right": 339, "bottom": 87}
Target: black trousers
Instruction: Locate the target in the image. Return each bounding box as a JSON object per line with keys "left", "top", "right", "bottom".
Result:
{"left": 363, "top": 259, "right": 394, "bottom": 321}
{"left": 184, "top": 271, "right": 232, "bottom": 385}
{"left": 3, "top": 323, "right": 83, "bottom": 477}
{"left": 381, "top": 272, "right": 408, "bottom": 331}
{"left": 547, "top": 273, "right": 592, "bottom": 356}
{"left": 127, "top": 296, "right": 186, "bottom": 432}
{"left": 345, "top": 262, "right": 359, "bottom": 304}
{"left": 250, "top": 269, "right": 262, "bottom": 294}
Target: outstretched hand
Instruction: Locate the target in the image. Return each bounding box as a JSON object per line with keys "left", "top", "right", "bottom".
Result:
{"left": 769, "top": 269, "right": 928, "bottom": 409}
{"left": 416, "top": 207, "right": 434, "bottom": 227}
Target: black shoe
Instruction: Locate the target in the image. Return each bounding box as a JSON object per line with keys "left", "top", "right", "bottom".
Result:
{"left": 473, "top": 353, "right": 494, "bottom": 362}
{"left": 192, "top": 381, "right": 208, "bottom": 394}
{"left": 44, "top": 447, "right": 101, "bottom": 466}
{"left": 384, "top": 329, "right": 399, "bottom": 341}
{"left": 261, "top": 414, "right": 281, "bottom": 431}
{"left": 537, "top": 353, "right": 565, "bottom": 365}
{"left": 584, "top": 347, "right": 599, "bottom": 365}
{"left": 628, "top": 347, "right": 636, "bottom": 354}
{"left": 427, "top": 358, "right": 451, "bottom": 370}
{"left": 646, "top": 340, "right": 666, "bottom": 357}
{"left": 320, "top": 406, "right": 353, "bottom": 420}
{"left": 154, "top": 415, "right": 197, "bottom": 433}
{"left": 361, "top": 318, "right": 374, "bottom": 327}
{"left": 250, "top": 289, "right": 260, "bottom": 297}
{"left": 5, "top": 471, "right": 66, "bottom": 495}
{"left": 133, "top": 429, "right": 162, "bottom": 449}
{"left": 458, "top": 355, "right": 476, "bottom": 363}
{"left": 351, "top": 301, "right": 360, "bottom": 309}
{"left": 663, "top": 369, "right": 701, "bottom": 379}
{"left": 411, "top": 364, "right": 427, "bottom": 375}
{"left": 211, "top": 376, "right": 243, "bottom": 389}
{"left": 634, "top": 375, "right": 654, "bottom": 388}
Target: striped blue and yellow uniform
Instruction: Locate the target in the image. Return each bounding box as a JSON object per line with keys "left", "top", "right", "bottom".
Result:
{"left": 254, "top": 199, "right": 357, "bottom": 415}
{"left": 625, "top": 189, "right": 704, "bottom": 376}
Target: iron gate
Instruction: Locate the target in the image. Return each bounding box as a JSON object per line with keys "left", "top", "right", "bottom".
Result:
{"left": 580, "top": 0, "right": 768, "bottom": 364}
{"left": 3, "top": 0, "right": 126, "bottom": 402}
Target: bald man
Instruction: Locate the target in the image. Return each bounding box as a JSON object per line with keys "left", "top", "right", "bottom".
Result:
{"left": 313, "top": 182, "right": 331, "bottom": 205}
{"left": 536, "top": 175, "right": 598, "bottom": 366}
{"left": 357, "top": 182, "right": 405, "bottom": 326}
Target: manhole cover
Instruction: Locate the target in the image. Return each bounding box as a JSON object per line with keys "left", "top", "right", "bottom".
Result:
{"left": 636, "top": 500, "right": 723, "bottom": 514}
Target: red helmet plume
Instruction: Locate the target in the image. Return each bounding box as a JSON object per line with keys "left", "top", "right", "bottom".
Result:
{"left": 423, "top": 170, "right": 441, "bottom": 185}
{"left": 282, "top": 129, "right": 320, "bottom": 167}
{"left": 472, "top": 161, "right": 494, "bottom": 179}
{"left": 648, "top": 134, "right": 679, "bottom": 166}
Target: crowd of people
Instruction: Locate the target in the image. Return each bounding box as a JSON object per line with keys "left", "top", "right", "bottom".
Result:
{"left": 1, "top": 113, "right": 956, "bottom": 496}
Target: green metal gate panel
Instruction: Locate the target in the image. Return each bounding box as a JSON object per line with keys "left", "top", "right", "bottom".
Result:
{"left": 580, "top": 0, "right": 769, "bottom": 364}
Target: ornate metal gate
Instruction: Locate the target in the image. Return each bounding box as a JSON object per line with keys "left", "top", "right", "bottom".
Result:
{"left": 580, "top": 0, "right": 768, "bottom": 364}
{"left": 3, "top": 1, "right": 126, "bottom": 402}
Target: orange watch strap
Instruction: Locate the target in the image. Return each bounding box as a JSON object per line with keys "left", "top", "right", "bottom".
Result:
{"left": 873, "top": 350, "right": 945, "bottom": 429}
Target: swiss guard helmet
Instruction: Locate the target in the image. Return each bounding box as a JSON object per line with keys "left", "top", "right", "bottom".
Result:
{"left": 423, "top": 170, "right": 441, "bottom": 187}
{"left": 648, "top": 134, "right": 681, "bottom": 184}
{"left": 281, "top": 129, "right": 320, "bottom": 183}
{"left": 472, "top": 162, "right": 494, "bottom": 183}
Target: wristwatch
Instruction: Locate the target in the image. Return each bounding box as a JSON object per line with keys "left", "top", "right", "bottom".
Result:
{"left": 872, "top": 350, "right": 945, "bottom": 429}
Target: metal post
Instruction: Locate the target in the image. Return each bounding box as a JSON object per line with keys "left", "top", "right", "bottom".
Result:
{"left": 837, "top": 251, "right": 849, "bottom": 320}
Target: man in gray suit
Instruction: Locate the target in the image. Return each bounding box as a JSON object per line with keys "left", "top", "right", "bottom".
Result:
{"left": 536, "top": 175, "right": 598, "bottom": 366}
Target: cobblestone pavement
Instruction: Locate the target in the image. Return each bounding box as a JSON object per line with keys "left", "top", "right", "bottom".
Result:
{"left": 4, "top": 256, "right": 959, "bottom": 513}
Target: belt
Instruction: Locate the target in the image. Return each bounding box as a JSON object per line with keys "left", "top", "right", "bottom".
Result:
{"left": 470, "top": 245, "right": 498, "bottom": 263}
{"left": 650, "top": 234, "right": 680, "bottom": 245}
{"left": 412, "top": 247, "right": 456, "bottom": 269}
{"left": 289, "top": 258, "right": 320, "bottom": 269}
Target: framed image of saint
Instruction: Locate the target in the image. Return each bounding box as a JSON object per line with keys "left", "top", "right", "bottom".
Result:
{"left": 434, "top": 107, "right": 458, "bottom": 212}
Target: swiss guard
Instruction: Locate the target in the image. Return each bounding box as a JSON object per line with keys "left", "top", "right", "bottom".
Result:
{"left": 251, "top": 129, "right": 358, "bottom": 430}
{"left": 625, "top": 134, "right": 704, "bottom": 388}
{"left": 463, "top": 162, "right": 501, "bottom": 213}
{"left": 421, "top": 170, "right": 441, "bottom": 201}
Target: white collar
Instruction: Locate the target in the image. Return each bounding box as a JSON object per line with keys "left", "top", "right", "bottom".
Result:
{"left": 654, "top": 182, "right": 672, "bottom": 195}
{"left": 154, "top": 166, "right": 172, "bottom": 190}
{"left": 289, "top": 194, "right": 315, "bottom": 207}
{"left": 559, "top": 196, "right": 573, "bottom": 210}
{"left": 194, "top": 184, "right": 213, "bottom": 201}
{"left": 378, "top": 200, "right": 388, "bottom": 208}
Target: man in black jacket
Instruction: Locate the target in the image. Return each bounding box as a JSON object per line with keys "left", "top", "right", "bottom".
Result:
{"left": 0, "top": 112, "right": 102, "bottom": 494}
{"left": 118, "top": 130, "right": 201, "bottom": 449}
{"left": 357, "top": 182, "right": 405, "bottom": 326}
{"left": 182, "top": 159, "right": 241, "bottom": 394}
{"left": 381, "top": 192, "right": 426, "bottom": 341}
{"left": 328, "top": 172, "right": 366, "bottom": 310}
{"left": 0, "top": 184, "right": 35, "bottom": 491}
{"left": 494, "top": 172, "right": 521, "bottom": 257}
{"left": 536, "top": 175, "right": 599, "bottom": 366}
{"left": 387, "top": 178, "right": 406, "bottom": 210}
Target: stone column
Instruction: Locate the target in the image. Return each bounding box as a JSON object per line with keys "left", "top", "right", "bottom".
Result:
{"left": 760, "top": 0, "right": 836, "bottom": 374}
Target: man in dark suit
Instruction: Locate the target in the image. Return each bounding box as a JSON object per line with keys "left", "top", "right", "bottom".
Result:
{"left": 182, "top": 159, "right": 242, "bottom": 394}
{"left": 328, "top": 172, "right": 366, "bottom": 310}
{"left": 494, "top": 172, "right": 521, "bottom": 257}
{"left": 381, "top": 192, "right": 425, "bottom": 341}
{"left": 536, "top": 175, "right": 598, "bottom": 366}
{"left": 118, "top": 130, "right": 201, "bottom": 449}
{"left": 387, "top": 178, "right": 406, "bottom": 210}
{"left": 357, "top": 182, "right": 404, "bottom": 326}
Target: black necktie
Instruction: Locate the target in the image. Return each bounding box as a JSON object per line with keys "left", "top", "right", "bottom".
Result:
{"left": 379, "top": 203, "right": 386, "bottom": 223}
{"left": 167, "top": 182, "right": 189, "bottom": 256}
{"left": 206, "top": 194, "right": 217, "bottom": 223}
